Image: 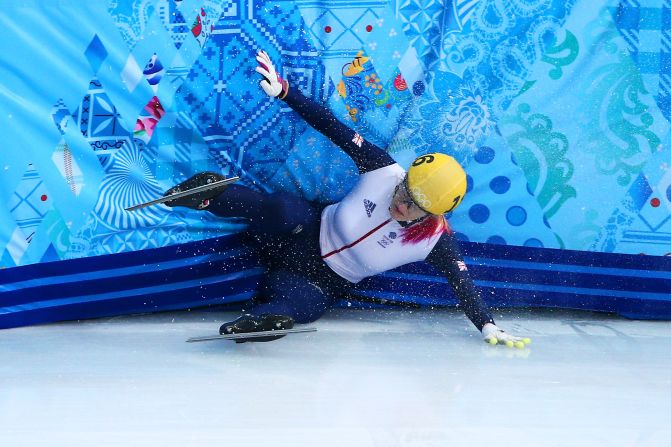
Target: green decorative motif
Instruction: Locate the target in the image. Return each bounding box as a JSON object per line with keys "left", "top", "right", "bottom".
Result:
{"left": 516, "top": 80, "right": 536, "bottom": 98}
{"left": 386, "top": 135, "right": 414, "bottom": 155}
{"left": 579, "top": 9, "right": 660, "bottom": 187}
{"left": 514, "top": 30, "right": 579, "bottom": 99}
{"left": 542, "top": 29, "right": 579, "bottom": 80}
{"left": 499, "top": 103, "right": 577, "bottom": 218}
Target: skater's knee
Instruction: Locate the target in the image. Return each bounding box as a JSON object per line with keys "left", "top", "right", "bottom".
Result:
{"left": 256, "top": 270, "right": 333, "bottom": 324}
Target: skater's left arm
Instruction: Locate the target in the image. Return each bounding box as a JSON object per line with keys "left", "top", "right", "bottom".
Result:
{"left": 425, "top": 233, "right": 531, "bottom": 348}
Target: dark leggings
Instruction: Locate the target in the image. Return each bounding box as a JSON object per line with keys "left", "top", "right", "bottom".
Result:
{"left": 208, "top": 185, "right": 352, "bottom": 323}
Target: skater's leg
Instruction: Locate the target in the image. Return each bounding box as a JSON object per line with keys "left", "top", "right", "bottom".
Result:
{"left": 163, "top": 174, "right": 319, "bottom": 237}
{"left": 251, "top": 269, "right": 337, "bottom": 324}
{"left": 219, "top": 268, "right": 338, "bottom": 339}
{"left": 208, "top": 184, "right": 321, "bottom": 236}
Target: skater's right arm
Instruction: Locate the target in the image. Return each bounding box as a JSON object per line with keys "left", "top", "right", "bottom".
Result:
{"left": 255, "top": 50, "right": 395, "bottom": 174}
{"left": 426, "top": 233, "right": 532, "bottom": 349}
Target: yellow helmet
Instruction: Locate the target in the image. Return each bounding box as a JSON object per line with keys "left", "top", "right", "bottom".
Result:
{"left": 406, "top": 153, "right": 467, "bottom": 215}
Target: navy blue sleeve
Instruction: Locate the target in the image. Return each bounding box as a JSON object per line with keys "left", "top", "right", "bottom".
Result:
{"left": 281, "top": 87, "right": 395, "bottom": 173}
{"left": 425, "top": 232, "right": 495, "bottom": 331}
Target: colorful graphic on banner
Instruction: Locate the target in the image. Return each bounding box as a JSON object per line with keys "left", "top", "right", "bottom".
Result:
{"left": 1, "top": 0, "right": 670, "bottom": 271}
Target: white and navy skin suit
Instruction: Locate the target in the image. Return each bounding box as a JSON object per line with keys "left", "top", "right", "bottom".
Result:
{"left": 206, "top": 87, "right": 495, "bottom": 331}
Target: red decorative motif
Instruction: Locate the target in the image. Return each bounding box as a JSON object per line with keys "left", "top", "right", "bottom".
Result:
{"left": 191, "top": 16, "right": 202, "bottom": 37}
{"left": 134, "top": 96, "right": 166, "bottom": 142}
{"left": 393, "top": 73, "right": 408, "bottom": 91}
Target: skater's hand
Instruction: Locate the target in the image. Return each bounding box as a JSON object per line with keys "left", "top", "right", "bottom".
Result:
{"left": 482, "top": 323, "right": 531, "bottom": 349}
{"left": 255, "top": 50, "right": 288, "bottom": 98}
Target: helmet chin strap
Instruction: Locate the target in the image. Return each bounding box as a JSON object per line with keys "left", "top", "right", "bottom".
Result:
{"left": 397, "top": 214, "right": 429, "bottom": 228}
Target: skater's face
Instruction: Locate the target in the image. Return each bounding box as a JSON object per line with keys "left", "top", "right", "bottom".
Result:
{"left": 389, "top": 180, "right": 428, "bottom": 222}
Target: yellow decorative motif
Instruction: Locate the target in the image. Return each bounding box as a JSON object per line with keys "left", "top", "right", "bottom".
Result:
{"left": 337, "top": 80, "right": 347, "bottom": 98}
{"left": 345, "top": 104, "right": 359, "bottom": 122}
{"left": 364, "top": 73, "right": 384, "bottom": 95}
{"left": 342, "top": 51, "right": 369, "bottom": 77}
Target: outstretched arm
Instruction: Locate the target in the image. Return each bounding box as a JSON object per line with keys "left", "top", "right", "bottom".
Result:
{"left": 425, "top": 233, "right": 495, "bottom": 331}
{"left": 255, "top": 50, "right": 395, "bottom": 174}
{"left": 425, "top": 232, "right": 531, "bottom": 348}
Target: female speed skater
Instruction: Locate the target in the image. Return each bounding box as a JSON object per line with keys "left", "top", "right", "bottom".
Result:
{"left": 164, "top": 50, "right": 531, "bottom": 348}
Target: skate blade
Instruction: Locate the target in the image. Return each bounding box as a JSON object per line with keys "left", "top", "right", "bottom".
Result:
{"left": 186, "top": 327, "right": 317, "bottom": 343}
{"left": 126, "top": 176, "right": 240, "bottom": 211}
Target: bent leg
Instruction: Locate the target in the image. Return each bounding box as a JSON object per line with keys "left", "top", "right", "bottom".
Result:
{"left": 251, "top": 269, "right": 336, "bottom": 324}
{"left": 208, "top": 184, "right": 320, "bottom": 236}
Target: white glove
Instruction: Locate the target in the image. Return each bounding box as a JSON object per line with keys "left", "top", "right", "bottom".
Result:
{"left": 482, "top": 323, "right": 531, "bottom": 349}
{"left": 255, "top": 50, "right": 288, "bottom": 98}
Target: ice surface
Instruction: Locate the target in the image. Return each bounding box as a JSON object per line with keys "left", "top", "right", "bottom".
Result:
{"left": 1, "top": 308, "right": 670, "bottom": 447}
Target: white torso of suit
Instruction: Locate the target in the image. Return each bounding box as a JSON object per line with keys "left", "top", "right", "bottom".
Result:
{"left": 319, "top": 163, "right": 443, "bottom": 283}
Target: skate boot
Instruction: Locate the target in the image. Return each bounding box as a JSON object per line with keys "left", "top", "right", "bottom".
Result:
{"left": 219, "top": 313, "right": 295, "bottom": 343}
{"left": 163, "top": 172, "right": 227, "bottom": 209}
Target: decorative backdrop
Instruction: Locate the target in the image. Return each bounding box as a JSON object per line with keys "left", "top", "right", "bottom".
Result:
{"left": 1, "top": 0, "right": 670, "bottom": 326}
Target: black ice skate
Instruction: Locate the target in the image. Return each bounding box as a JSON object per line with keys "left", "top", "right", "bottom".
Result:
{"left": 219, "top": 313, "right": 295, "bottom": 343}
{"left": 125, "top": 174, "right": 239, "bottom": 211}
{"left": 163, "top": 172, "right": 229, "bottom": 210}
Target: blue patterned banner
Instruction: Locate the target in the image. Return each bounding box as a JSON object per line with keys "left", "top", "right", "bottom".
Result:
{"left": 0, "top": 0, "right": 670, "bottom": 325}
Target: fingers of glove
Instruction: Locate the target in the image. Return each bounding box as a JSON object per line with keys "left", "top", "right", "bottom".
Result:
{"left": 255, "top": 65, "right": 273, "bottom": 82}
{"left": 259, "top": 80, "right": 280, "bottom": 97}
{"left": 485, "top": 333, "right": 531, "bottom": 349}
{"left": 257, "top": 51, "right": 273, "bottom": 70}
{"left": 255, "top": 55, "right": 274, "bottom": 75}
{"left": 259, "top": 80, "right": 273, "bottom": 96}
{"left": 256, "top": 50, "right": 268, "bottom": 62}
{"left": 505, "top": 337, "right": 531, "bottom": 349}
